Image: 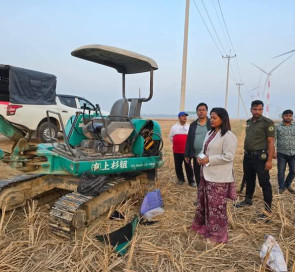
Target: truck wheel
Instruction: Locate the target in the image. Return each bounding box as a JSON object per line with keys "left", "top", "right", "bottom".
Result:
{"left": 38, "top": 122, "right": 58, "bottom": 143}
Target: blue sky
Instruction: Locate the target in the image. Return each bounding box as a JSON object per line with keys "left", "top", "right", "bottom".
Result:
{"left": 1, "top": 0, "right": 294, "bottom": 119}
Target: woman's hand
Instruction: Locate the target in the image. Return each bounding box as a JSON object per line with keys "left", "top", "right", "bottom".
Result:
{"left": 198, "top": 156, "right": 209, "bottom": 165}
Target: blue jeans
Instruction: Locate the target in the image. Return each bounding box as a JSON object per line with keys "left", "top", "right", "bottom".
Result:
{"left": 277, "top": 152, "right": 295, "bottom": 189}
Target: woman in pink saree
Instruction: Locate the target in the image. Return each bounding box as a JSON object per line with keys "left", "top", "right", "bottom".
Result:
{"left": 191, "top": 108, "right": 237, "bottom": 243}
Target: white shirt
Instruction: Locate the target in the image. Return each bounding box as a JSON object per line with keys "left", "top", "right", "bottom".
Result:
{"left": 169, "top": 123, "right": 190, "bottom": 142}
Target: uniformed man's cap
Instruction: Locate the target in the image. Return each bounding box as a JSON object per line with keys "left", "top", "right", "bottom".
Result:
{"left": 178, "top": 111, "right": 189, "bottom": 117}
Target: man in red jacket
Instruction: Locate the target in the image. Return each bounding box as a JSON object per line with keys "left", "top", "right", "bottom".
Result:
{"left": 169, "top": 112, "right": 196, "bottom": 187}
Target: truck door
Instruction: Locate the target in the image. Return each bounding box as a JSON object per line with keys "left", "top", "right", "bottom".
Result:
{"left": 56, "top": 96, "right": 78, "bottom": 127}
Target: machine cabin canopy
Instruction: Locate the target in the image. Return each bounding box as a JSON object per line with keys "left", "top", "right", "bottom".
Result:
{"left": 71, "top": 44, "right": 158, "bottom": 103}
{"left": 71, "top": 44, "right": 158, "bottom": 74}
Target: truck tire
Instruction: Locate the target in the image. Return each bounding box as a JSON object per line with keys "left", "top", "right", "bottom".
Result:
{"left": 38, "top": 122, "right": 58, "bottom": 143}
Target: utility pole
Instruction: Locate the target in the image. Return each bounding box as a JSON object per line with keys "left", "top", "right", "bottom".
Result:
{"left": 222, "top": 54, "right": 236, "bottom": 110}
{"left": 180, "top": 0, "right": 190, "bottom": 111}
{"left": 236, "top": 83, "right": 244, "bottom": 119}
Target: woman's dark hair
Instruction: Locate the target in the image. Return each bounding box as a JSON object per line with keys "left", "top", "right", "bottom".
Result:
{"left": 209, "top": 107, "right": 231, "bottom": 136}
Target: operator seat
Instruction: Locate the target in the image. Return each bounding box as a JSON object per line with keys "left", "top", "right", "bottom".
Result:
{"left": 108, "top": 98, "right": 129, "bottom": 121}
{"left": 102, "top": 98, "right": 134, "bottom": 145}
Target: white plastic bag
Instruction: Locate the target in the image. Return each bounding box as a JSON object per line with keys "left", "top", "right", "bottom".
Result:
{"left": 143, "top": 207, "right": 164, "bottom": 221}
{"left": 260, "top": 235, "right": 287, "bottom": 272}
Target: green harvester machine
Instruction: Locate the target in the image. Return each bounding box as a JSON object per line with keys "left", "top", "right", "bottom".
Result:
{"left": 0, "top": 45, "right": 164, "bottom": 238}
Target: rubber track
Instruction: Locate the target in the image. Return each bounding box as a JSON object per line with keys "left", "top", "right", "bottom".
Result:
{"left": 49, "top": 176, "right": 126, "bottom": 239}
{"left": 0, "top": 174, "right": 45, "bottom": 191}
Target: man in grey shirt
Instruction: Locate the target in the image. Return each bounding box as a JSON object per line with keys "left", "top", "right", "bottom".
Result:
{"left": 275, "top": 109, "right": 295, "bottom": 194}
{"left": 185, "top": 103, "right": 211, "bottom": 187}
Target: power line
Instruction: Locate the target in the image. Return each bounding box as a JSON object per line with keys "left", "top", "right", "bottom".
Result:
{"left": 192, "top": 0, "right": 223, "bottom": 56}
{"left": 211, "top": 0, "right": 231, "bottom": 50}
{"left": 211, "top": 0, "right": 242, "bottom": 84}
{"left": 217, "top": 0, "right": 237, "bottom": 60}
{"left": 217, "top": 0, "right": 243, "bottom": 82}
{"left": 201, "top": 0, "right": 227, "bottom": 55}
{"left": 193, "top": 0, "right": 241, "bottom": 85}
{"left": 222, "top": 54, "right": 236, "bottom": 110}
{"left": 192, "top": 0, "right": 248, "bottom": 118}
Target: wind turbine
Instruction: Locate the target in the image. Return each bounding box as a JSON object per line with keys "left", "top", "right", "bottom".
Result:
{"left": 251, "top": 54, "right": 293, "bottom": 117}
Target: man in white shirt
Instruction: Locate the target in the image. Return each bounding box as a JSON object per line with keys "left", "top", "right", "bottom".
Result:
{"left": 169, "top": 112, "right": 196, "bottom": 187}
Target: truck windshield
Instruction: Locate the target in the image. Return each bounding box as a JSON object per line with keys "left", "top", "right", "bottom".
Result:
{"left": 78, "top": 98, "right": 95, "bottom": 110}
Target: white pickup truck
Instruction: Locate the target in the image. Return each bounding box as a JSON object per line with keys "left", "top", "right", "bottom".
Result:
{"left": 0, "top": 65, "right": 107, "bottom": 142}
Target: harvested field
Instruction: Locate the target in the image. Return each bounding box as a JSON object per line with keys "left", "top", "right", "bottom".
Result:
{"left": 0, "top": 119, "right": 294, "bottom": 271}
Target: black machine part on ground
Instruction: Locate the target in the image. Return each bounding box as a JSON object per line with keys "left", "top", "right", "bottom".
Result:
{"left": 77, "top": 173, "right": 110, "bottom": 196}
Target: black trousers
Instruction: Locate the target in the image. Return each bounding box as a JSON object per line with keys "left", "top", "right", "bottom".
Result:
{"left": 243, "top": 154, "right": 272, "bottom": 210}
{"left": 173, "top": 153, "right": 194, "bottom": 183}
{"left": 192, "top": 156, "right": 201, "bottom": 187}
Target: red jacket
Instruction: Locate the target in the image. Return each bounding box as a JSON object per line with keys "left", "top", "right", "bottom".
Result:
{"left": 173, "top": 134, "right": 188, "bottom": 153}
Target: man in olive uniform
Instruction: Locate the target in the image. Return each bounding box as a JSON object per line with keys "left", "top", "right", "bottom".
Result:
{"left": 236, "top": 100, "right": 275, "bottom": 213}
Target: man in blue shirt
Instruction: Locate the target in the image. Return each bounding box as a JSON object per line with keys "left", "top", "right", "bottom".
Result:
{"left": 275, "top": 109, "right": 295, "bottom": 194}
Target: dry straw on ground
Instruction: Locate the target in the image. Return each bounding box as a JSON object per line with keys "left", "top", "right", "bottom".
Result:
{"left": 0, "top": 120, "right": 294, "bottom": 271}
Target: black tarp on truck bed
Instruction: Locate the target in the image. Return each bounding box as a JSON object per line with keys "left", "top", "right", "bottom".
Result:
{"left": 0, "top": 64, "right": 56, "bottom": 105}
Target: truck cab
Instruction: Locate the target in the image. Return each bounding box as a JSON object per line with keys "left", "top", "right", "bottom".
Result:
{"left": 0, "top": 64, "right": 107, "bottom": 142}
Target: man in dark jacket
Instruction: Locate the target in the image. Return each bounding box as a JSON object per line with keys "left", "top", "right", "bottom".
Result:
{"left": 185, "top": 103, "right": 211, "bottom": 187}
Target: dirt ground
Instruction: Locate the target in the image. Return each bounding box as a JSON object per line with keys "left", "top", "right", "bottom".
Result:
{"left": 0, "top": 119, "right": 294, "bottom": 271}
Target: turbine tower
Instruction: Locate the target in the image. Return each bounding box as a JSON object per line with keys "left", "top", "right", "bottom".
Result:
{"left": 251, "top": 55, "right": 293, "bottom": 117}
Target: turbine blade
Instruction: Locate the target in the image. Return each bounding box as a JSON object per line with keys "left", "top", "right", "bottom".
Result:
{"left": 270, "top": 54, "right": 294, "bottom": 73}
{"left": 251, "top": 63, "right": 268, "bottom": 74}
{"left": 273, "top": 49, "right": 295, "bottom": 58}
